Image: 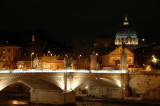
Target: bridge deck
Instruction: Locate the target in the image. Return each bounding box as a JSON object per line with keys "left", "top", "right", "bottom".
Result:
{"left": 0, "top": 69, "right": 127, "bottom": 74}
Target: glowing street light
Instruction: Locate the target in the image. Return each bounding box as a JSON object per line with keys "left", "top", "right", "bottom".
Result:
{"left": 152, "top": 57, "right": 157, "bottom": 63}
{"left": 151, "top": 55, "right": 159, "bottom": 70}
{"left": 48, "top": 50, "right": 51, "bottom": 54}
{"left": 85, "top": 86, "right": 88, "bottom": 89}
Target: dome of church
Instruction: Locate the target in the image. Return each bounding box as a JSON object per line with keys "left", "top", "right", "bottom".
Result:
{"left": 115, "top": 15, "right": 139, "bottom": 49}
{"left": 116, "top": 26, "right": 137, "bottom": 38}
{"left": 115, "top": 16, "right": 137, "bottom": 39}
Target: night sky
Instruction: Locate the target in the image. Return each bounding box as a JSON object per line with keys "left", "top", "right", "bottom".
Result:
{"left": 0, "top": 0, "right": 160, "bottom": 43}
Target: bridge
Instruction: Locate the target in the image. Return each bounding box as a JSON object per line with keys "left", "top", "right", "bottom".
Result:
{"left": 0, "top": 69, "right": 160, "bottom": 104}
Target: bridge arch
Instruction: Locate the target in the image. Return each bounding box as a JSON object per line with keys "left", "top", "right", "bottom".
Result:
{"left": 73, "top": 76, "right": 122, "bottom": 99}
{"left": 71, "top": 73, "right": 123, "bottom": 90}
{"left": 0, "top": 76, "right": 62, "bottom": 92}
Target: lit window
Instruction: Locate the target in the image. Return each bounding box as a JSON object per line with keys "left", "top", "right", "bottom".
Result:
{"left": 3, "top": 66, "right": 5, "bottom": 69}
{"left": 3, "top": 49, "right": 5, "bottom": 54}
{"left": 3, "top": 57, "right": 5, "bottom": 61}
{"left": 44, "top": 65, "right": 46, "bottom": 68}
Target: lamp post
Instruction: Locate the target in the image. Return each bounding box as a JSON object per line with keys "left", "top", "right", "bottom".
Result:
{"left": 48, "top": 50, "right": 51, "bottom": 69}
{"left": 96, "top": 53, "right": 99, "bottom": 69}
{"left": 31, "top": 52, "right": 34, "bottom": 69}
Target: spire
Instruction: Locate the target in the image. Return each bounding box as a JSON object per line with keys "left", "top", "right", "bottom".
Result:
{"left": 123, "top": 15, "right": 129, "bottom": 26}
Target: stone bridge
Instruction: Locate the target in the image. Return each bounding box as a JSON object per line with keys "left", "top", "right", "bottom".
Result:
{"left": 0, "top": 69, "right": 160, "bottom": 104}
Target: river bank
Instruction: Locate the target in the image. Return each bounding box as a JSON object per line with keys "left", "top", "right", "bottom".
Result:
{"left": 76, "top": 96, "right": 160, "bottom": 105}
{"left": 0, "top": 94, "right": 160, "bottom": 105}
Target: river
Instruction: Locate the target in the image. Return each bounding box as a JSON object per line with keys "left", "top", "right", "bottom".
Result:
{"left": 0, "top": 99, "right": 159, "bottom": 106}
{"left": 0, "top": 93, "right": 158, "bottom": 106}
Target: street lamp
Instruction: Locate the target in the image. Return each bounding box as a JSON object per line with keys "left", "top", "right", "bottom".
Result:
{"left": 48, "top": 50, "right": 51, "bottom": 69}
{"left": 151, "top": 55, "right": 159, "bottom": 70}
{"left": 31, "top": 52, "right": 34, "bottom": 69}
{"left": 96, "top": 53, "right": 99, "bottom": 69}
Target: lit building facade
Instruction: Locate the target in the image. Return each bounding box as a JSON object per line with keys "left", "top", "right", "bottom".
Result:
{"left": 33, "top": 56, "right": 65, "bottom": 69}
{"left": 17, "top": 60, "right": 31, "bottom": 69}
{"left": 115, "top": 16, "right": 138, "bottom": 50}
{"left": 0, "top": 46, "right": 22, "bottom": 69}
{"left": 101, "top": 46, "right": 134, "bottom": 69}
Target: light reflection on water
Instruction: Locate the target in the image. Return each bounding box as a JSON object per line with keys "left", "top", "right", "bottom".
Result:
{"left": 12, "top": 100, "right": 28, "bottom": 105}
{"left": 0, "top": 99, "right": 158, "bottom": 106}
{"left": 0, "top": 99, "right": 124, "bottom": 106}
{"left": 0, "top": 100, "right": 122, "bottom": 106}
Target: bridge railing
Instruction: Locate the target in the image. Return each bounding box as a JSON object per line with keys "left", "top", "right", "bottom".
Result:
{"left": 0, "top": 69, "right": 128, "bottom": 74}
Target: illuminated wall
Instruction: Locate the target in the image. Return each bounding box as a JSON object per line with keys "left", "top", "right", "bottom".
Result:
{"left": 0, "top": 46, "right": 22, "bottom": 69}
{"left": 17, "top": 61, "right": 31, "bottom": 69}
{"left": 101, "top": 46, "right": 134, "bottom": 68}
{"left": 33, "top": 56, "right": 64, "bottom": 69}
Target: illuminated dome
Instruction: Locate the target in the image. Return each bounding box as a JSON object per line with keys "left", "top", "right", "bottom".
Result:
{"left": 116, "top": 26, "right": 137, "bottom": 39}
{"left": 115, "top": 15, "right": 138, "bottom": 47}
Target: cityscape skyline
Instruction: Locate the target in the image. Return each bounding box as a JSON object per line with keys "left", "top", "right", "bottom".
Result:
{"left": 1, "top": 1, "right": 160, "bottom": 105}
{"left": 0, "top": 0, "right": 160, "bottom": 43}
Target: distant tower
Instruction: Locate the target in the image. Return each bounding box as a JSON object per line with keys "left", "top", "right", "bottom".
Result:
{"left": 32, "top": 34, "right": 35, "bottom": 42}
{"left": 115, "top": 15, "right": 139, "bottom": 50}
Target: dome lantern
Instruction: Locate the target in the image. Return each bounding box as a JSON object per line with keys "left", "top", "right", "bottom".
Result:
{"left": 123, "top": 15, "right": 129, "bottom": 26}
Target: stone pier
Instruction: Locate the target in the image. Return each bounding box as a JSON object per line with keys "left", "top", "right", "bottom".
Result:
{"left": 30, "top": 89, "right": 75, "bottom": 105}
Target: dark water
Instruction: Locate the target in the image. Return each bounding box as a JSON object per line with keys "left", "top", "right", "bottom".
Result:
{"left": 0, "top": 99, "right": 159, "bottom": 106}
{"left": 0, "top": 94, "right": 159, "bottom": 106}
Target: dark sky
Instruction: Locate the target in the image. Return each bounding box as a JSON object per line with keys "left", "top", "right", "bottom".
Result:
{"left": 0, "top": 0, "right": 160, "bottom": 43}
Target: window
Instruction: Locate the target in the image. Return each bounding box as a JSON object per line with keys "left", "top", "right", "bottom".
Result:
{"left": 3, "top": 56, "right": 5, "bottom": 61}
{"left": 129, "top": 58, "right": 132, "bottom": 63}
{"left": 8, "top": 57, "right": 11, "bottom": 61}
{"left": 3, "top": 49, "right": 5, "bottom": 54}
{"left": 3, "top": 65, "right": 5, "bottom": 69}
{"left": 8, "top": 49, "right": 10, "bottom": 53}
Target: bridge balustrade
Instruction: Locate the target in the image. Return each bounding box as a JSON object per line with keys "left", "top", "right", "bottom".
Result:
{"left": 0, "top": 69, "right": 128, "bottom": 74}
